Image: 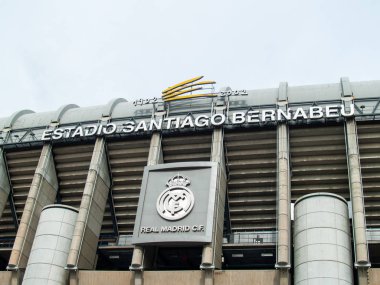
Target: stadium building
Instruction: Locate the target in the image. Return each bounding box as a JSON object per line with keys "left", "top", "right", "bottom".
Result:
{"left": 0, "top": 77, "right": 380, "bottom": 285}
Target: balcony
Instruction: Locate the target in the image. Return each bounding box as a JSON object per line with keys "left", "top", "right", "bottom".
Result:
{"left": 224, "top": 231, "right": 277, "bottom": 245}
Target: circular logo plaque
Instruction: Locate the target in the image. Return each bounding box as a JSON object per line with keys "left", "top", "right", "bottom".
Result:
{"left": 156, "top": 175, "right": 195, "bottom": 221}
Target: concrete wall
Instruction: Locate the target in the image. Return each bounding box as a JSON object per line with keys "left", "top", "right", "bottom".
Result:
{"left": 369, "top": 268, "right": 380, "bottom": 284}
{"left": 144, "top": 271, "right": 204, "bottom": 285}
{"left": 214, "top": 270, "right": 279, "bottom": 285}
{"left": 0, "top": 271, "right": 12, "bottom": 285}
{"left": 71, "top": 270, "right": 278, "bottom": 285}
{"left": 74, "top": 271, "right": 133, "bottom": 285}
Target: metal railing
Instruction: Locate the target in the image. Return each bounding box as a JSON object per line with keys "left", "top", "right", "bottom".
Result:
{"left": 224, "top": 231, "right": 277, "bottom": 245}
{"left": 0, "top": 238, "right": 14, "bottom": 249}
{"left": 116, "top": 235, "right": 134, "bottom": 246}
{"left": 367, "top": 229, "right": 380, "bottom": 241}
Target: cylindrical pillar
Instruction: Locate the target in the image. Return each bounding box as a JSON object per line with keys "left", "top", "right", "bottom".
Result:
{"left": 294, "top": 193, "right": 353, "bottom": 285}
{"left": 22, "top": 204, "right": 78, "bottom": 285}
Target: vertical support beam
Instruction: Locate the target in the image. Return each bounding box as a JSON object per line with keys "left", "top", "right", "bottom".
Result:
{"left": 201, "top": 99, "right": 227, "bottom": 285}
{"left": 131, "top": 108, "right": 165, "bottom": 285}
{"left": 103, "top": 142, "right": 119, "bottom": 238}
{"left": 341, "top": 77, "right": 370, "bottom": 285}
{"left": 358, "top": 267, "right": 369, "bottom": 285}
{"left": 275, "top": 82, "right": 291, "bottom": 285}
{"left": 66, "top": 137, "right": 111, "bottom": 270}
{"left": 69, "top": 271, "right": 79, "bottom": 285}
{"left": 7, "top": 144, "right": 58, "bottom": 270}
{"left": 10, "top": 271, "right": 21, "bottom": 285}
{"left": 146, "top": 132, "right": 163, "bottom": 167}
{"left": 1, "top": 149, "right": 19, "bottom": 230}
{"left": 0, "top": 148, "right": 11, "bottom": 220}
{"left": 346, "top": 119, "right": 370, "bottom": 266}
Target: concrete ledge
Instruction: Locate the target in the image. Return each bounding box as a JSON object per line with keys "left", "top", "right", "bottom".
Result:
{"left": 144, "top": 271, "right": 203, "bottom": 285}
{"left": 214, "top": 270, "right": 278, "bottom": 285}
{"left": 70, "top": 270, "right": 279, "bottom": 285}
{"left": 75, "top": 271, "right": 133, "bottom": 285}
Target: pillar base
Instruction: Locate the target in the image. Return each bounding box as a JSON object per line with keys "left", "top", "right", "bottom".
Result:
{"left": 357, "top": 267, "right": 369, "bottom": 285}
{"left": 278, "top": 269, "right": 290, "bottom": 285}
{"left": 69, "top": 270, "right": 79, "bottom": 285}
{"left": 203, "top": 269, "right": 214, "bottom": 285}
{"left": 133, "top": 270, "right": 144, "bottom": 285}
{"left": 8, "top": 270, "right": 22, "bottom": 285}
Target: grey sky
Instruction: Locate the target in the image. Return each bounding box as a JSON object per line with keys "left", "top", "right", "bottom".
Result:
{"left": 0, "top": 0, "right": 379, "bottom": 118}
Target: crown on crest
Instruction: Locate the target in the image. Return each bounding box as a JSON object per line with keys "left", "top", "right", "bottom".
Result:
{"left": 166, "top": 174, "right": 191, "bottom": 187}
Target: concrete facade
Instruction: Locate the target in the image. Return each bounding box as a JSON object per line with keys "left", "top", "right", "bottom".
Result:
{"left": 1, "top": 78, "right": 380, "bottom": 285}
{"left": 8, "top": 144, "right": 58, "bottom": 270}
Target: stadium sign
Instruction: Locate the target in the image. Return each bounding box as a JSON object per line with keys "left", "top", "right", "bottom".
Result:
{"left": 41, "top": 103, "right": 354, "bottom": 141}
{"left": 132, "top": 162, "right": 219, "bottom": 245}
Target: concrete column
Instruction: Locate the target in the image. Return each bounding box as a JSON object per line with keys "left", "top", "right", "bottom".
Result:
{"left": 201, "top": 102, "right": 227, "bottom": 285}
{"left": 10, "top": 271, "right": 22, "bottom": 285}
{"left": 279, "top": 270, "right": 290, "bottom": 285}
{"left": 131, "top": 109, "right": 165, "bottom": 285}
{"left": 276, "top": 123, "right": 291, "bottom": 284}
{"left": 341, "top": 77, "right": 370, "bottom": 284}
{"left": 203, "top": 270, "right": 214, "bottom": 285}
{"left": 0, "top": 148, "right": 11, "bottom": 220}
{"left": 69, "top": 271, "right": 79, "bottom": 285}
{"left": 275, "top": 82, "right": 291, "bottom": 285}
{"left": 276, "top": 123, "right": 290, "bottom": 265}
{"left": 294, "top": 193, "right": 353, "bottom": 285}
{"left": 7, "top": 144, "right": 58, "bottom": 270}
{"left": 22, "top": 205, "right": 78, "bottom": 285}
{"left": 358, "top": 268, "right": 369, "bottom": 285}
{"left": 66, "top": 137, "right": 111, "bottom": 270}
{"left": 346, "top": 119, "right": 370, "bottom": 282}
{"left": 346, "top": 119, "right": 370, "bottom": 264}
{"left": 202, "top": 126, "right": 226, "bottom": 268}
{"left": 147, "top": 132, "right": 163, "bottom": 167}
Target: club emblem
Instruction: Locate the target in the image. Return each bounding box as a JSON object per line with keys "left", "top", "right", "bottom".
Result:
{"left": 156, "top": 175, "right": 195, "bottom": 221}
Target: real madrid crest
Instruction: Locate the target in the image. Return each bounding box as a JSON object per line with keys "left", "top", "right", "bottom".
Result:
{"left": 156, "top": 174, "right": 195, "bottom": 221}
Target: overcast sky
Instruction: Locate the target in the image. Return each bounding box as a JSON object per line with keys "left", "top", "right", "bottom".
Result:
{"left": 0, "top": 0, "right": 379, "bottom": 118}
